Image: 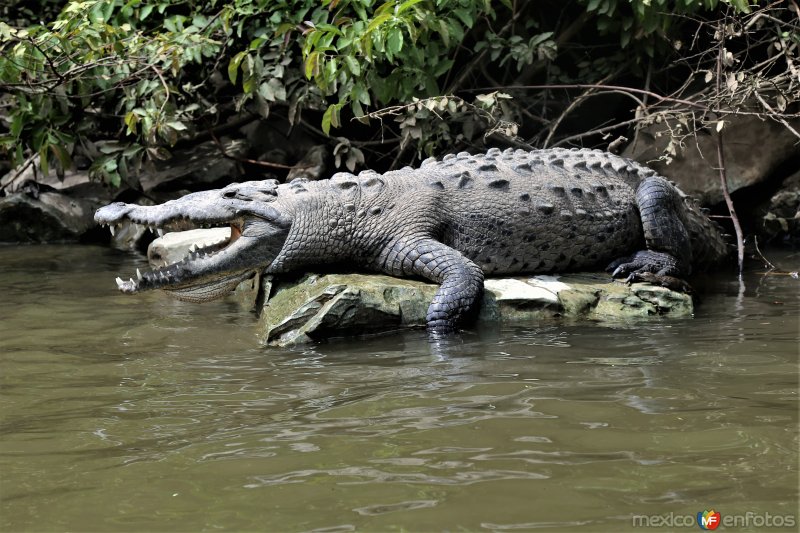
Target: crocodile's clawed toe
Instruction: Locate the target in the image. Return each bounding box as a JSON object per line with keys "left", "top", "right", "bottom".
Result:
{"left": 608, "top": 250, "right": 682, "bottom": 279}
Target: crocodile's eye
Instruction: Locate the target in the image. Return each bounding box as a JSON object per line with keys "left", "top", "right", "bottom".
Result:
{"left": 223, "top": 190, "right": 237, "bottom": 199}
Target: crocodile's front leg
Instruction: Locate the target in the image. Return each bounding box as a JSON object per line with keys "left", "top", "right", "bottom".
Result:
{"left": 380, "top": 237, "right": 484, "bottom": 332}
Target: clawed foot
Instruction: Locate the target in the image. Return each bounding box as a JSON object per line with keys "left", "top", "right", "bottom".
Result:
{"left": 607, "top": 250, "right": 691, "bottom": 292}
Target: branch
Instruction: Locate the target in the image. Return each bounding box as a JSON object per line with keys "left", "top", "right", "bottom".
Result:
{"left": 206, "top": 126, "right": 301, "bottom": 171}
{"left": 714, "top": 21, "right": 745, "bottom": 276}
{"left": 753, "top": 91, "right": 800, "bottom": 140}
{"left": 150, "top": 65, "right": 170, "bottom": 115}
{"left": 470, "top": 84, "right": 709, "bottom": 111}
{"left": 542, "top": 71, "right": 617, "bottom": 148}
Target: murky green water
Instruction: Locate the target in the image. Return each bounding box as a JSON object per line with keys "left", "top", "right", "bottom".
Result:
{"left": 1, "top": 245, "right": 798, "bottom": 532}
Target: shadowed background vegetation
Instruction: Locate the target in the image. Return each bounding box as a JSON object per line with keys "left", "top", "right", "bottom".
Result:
{"left": 0, "top": 0, "right": 796, "bottom": 189}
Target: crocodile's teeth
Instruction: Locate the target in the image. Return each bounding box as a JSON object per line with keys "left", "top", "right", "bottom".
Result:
{"left": 157, "top": 229, "right": 164, "bottom": 237}
{"left": 115, "top": 277, "right": 124, "bottom": 288}
{"left": 136, "top": 268, "right": 143, "bottom": 281}
{"left": 109, "top": 225, "right": 116, "bottom": 236}
{"left": 189, "top": 244, "right": 197, "bottom": 253}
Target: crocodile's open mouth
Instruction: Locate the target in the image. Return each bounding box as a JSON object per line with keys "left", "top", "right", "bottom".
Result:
{"left": 99, "top": 219, "right": 255, "bottom": 302}
{"left": 95, "top": 185, "right": 291, "bottom": 302}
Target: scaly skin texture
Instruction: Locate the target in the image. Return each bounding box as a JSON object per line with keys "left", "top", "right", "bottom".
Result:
{"left": 95, "top": 147, "right": 729, "bottom": 331}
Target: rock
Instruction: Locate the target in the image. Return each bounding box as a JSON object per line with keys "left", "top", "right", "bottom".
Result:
{"left": 147, "top": 228, "right": 231, "bottom": 267}
{"left": 0, "top": 191, "right": 103, "bottom": 242}
{"left": 138, "top": 138, "right": 248, "bottom": 192}
{"left": 1, "top": 156, "right": 122, "bottom": 243}
{"left": 623, "top": 115, "right": 800, "bottom": 205}
{"left": 257, "top": 272, "right": 693, "bottom": 346}
{"left": 1, "top": 156, "right": 120, "bottom": 208}
{"left": 232, "top": 272, "right": 266, "bottom": 311}
{"left": 286, "top": 145, "right": 330, "bottom": 182}
{"left": 760, "top": 169, "right": 800, "bottom": 243}
{"left": 256, "top": 274, "right": 438, "bottom": 345}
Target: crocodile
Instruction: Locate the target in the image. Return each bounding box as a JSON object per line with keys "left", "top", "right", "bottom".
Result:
{"left": 95, "top": 147, "right": 729, "bottom": 331}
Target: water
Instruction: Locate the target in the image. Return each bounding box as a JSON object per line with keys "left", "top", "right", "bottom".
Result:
{"left": 1, "top": 245, "right": 797, "bottom": 532}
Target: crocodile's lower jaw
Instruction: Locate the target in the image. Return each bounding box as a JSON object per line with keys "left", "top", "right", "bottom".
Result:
{"left": 162, "top": 270, "right": 255, "bottom": 303}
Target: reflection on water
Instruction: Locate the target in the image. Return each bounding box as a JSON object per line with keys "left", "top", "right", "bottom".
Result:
{"left": 0, "top": 245, "right": 797, "bottom": 532}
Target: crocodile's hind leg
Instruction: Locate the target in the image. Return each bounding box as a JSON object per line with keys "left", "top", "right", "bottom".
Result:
{"left": 608, "top": 176, "right": 693, "bottom": 283}
{"left": 380, "top": 237, "right": 484, "bottom": 332}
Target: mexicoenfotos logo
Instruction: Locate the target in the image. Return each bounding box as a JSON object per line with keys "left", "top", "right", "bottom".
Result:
{"left": 697, "top": 509, "right": 721, "bottom": 530}
{"left": 632, "top": 510, "right": 796, "bottom": 528}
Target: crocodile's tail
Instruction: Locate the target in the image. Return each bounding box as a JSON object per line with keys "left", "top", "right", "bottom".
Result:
{"left": 680, "top": 196, "right": 732, "bottom": 270}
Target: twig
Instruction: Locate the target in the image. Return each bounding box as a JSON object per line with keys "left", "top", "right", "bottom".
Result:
{"left": 550, "top": 116, "right": 642, "bottom": 147}
{"left": 714, "top": 20, "right": 745, "bottom": 276}
{"left": 445, "top": 8, "right": 523, "bottom": 93}
{"left": 206, "top": 127, "right": 303, "bottom": 170}
{"left": 753, "top": 236, "right": 776, "bottom": 271}
{"left": 150, "top": 65, "right": 170, "bottom": 115}
{"left": 753, "top": 91, "right": 800, "bottom": 140}
{"left": 0, "top": 153, "right": 38, "bottom": 192}
{"left": 542, "top": 70, "right": 625, "bottom": 147}
{"left": 470, "top": 84, "right": 709, "bottom": 111}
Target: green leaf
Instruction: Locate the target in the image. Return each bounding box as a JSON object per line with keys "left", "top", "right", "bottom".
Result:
{"left": 108, "top": 171, "right": 121, "bottom": 187}
{"left": 166, "top": 121, "right": 188, "bottom": 131}
{"left": 103, "top": 0, "right": 115, "bottom": 21}
{"left": 304, "top": 51, "right": 319, "bottom": 79}
{"left": 352, "top": 82, "right": 371, "bottom": 105}
{"left": 343, "top": 55, "right": 361, "bottom": 76}
{"left": 118, "top": 154, "right": 128, "bottom": 180}
{"left": 322, "top": 104, "right": 335, "bottom": 135}
{"left": 228, "top": 51, "right": 247, "bottom": 84}
{"left": 99, "top": 143, "right": 125, "bottom": 154}
{"left": 242, "top": 73, "right": 257, "bottom": 94}
{"left": 365, "top": 13, "right": 392, "bottom": 34}
{"left": 452, "top": 8, "right": 474, "bottom": 29}
{"left": 39, "top": 144, "right": 49, "bottom": 175}
{"left": 122, "top": 145, "right": 142, "bottom": 157}
{"left": 438, "top": 20, "right": 450, "bottom": 48}
{"left": 351, "top": 99, "right": 364, "bottom": 119}
{"left": 10, "top": 112, "right": 23, "bottom": 138}
{"left": 387, "top": 28, "right": 404, "bottom": 55}
{"left": 124, "top": 111, "right": 139, "bottom": 134}
{"left": 140, "top": 4, "right": 154, "bottom": 20}
{"left": 321, "top": 103, "right": 342, "bottom": 135}
{"left": 50, "top": 143, "right": 72, "bottom": 171}
{"left": 397, "top": 0, "right": 424, "bottom": 14}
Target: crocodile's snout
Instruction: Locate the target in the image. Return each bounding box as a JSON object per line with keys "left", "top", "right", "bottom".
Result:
{"left": 94, "top": 202, "right": 133, "bottom": 225}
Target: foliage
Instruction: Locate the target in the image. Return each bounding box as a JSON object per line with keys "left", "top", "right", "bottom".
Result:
{"left": 0, "top": 0, "right": 230, "bottom": 185}
{"left": 0, "top": 0, "right": 794, "bottom": 188}
{"left": 579, "top": 0, "right": 755, "bottom": 50}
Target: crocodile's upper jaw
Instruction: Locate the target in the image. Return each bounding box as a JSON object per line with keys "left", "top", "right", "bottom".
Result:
{"left": 95, "top": 194, "right": 290, "bottom": 302}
